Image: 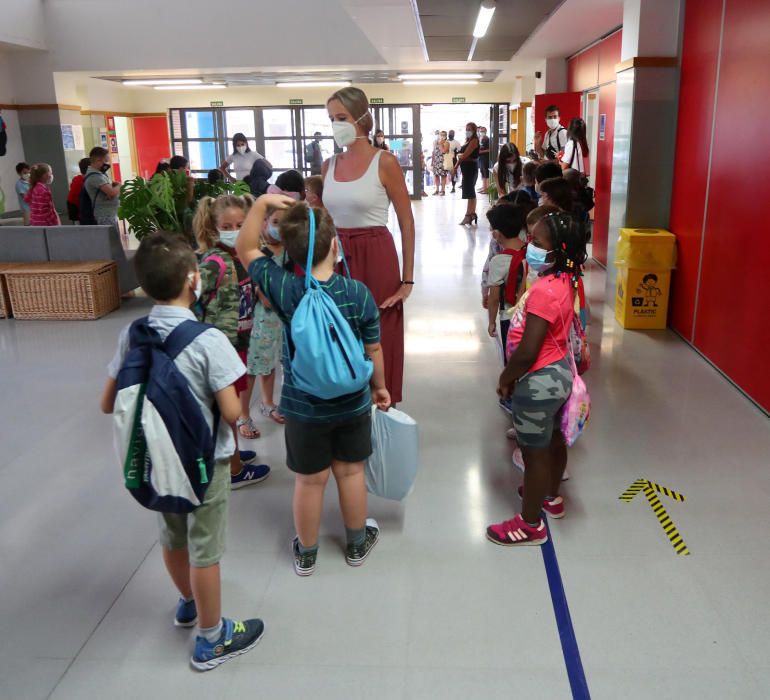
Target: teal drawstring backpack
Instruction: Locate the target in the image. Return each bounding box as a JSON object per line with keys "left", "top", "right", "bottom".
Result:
{"left": 289, "top": 207, "right": 373, "bottom": 399}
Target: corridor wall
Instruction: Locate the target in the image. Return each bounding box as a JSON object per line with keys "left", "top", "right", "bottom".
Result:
{"left": 669, "top": 0, "right": 770, "bottom": 411}
{"left": 567, "top": 29, "right": 622, "bottom": 266}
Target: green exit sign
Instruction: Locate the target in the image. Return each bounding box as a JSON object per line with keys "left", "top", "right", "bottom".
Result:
{"left": 210, "top": 100, "right": 224, "bottom": 107}
{"left": 452, "top": 97, "right": 466, "bottom": 104}
{"left": 370, "top": 98, "right": 384, "bottom": 104}
{"left": 289, "top": 98, "right": 304, "bottom": 105}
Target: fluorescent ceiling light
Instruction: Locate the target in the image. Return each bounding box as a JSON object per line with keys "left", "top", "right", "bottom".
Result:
{"left": 398, "top": 73, "right": 483, "bottom": 81}
{"left": 473, "top": 0, "right": 496, "bottom": 38}
{"left": 276, "top": 81, "right": 351, "bottom": 88}
{"left": 153, "top": 84, "right": 226, "bottom": 91}
{"left": 123, "top": 78, "right": 203, "bottom": 86}
{"left": 402, "top": 80, "right": 478, "bottom": 86}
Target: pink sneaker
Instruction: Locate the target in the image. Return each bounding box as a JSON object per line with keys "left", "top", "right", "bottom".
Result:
{"left": 517, "top": 486, "right": 565, "bottom": 519}
{"left": 486, "top": 514, "right": 548, "bottom": 546}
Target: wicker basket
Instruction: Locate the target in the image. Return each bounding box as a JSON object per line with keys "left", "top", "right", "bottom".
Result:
{"left": 4, "top": 261, "right": 120, "bottom": 320}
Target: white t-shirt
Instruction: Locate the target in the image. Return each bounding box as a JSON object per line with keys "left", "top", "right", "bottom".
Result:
{"left": 225, "top": 150, "right": 264, "bottom": 180}
{"left": 561, "top": 140, "right": 588, "bottom": 174}
{"left": 449, "top": 139, "right": 462, "bottom": 156}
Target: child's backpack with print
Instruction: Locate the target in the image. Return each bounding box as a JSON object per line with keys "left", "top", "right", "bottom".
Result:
{"left": 569, "top": 312, "right": 591, "bottom": 375}
{"left": 113, "top": 318, "right": 220, "bottom": 513}
{"left": 195, "top": 247, "right": 253, "bottom": 345}
{"left": 289, "top": 208, "right": 373, "bottom": 399}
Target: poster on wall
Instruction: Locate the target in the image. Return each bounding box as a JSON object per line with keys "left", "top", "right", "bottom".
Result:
{"left": 99, "top": 128, "right": 108, "bottom": 149}
{"left": 72, "top": 125, "right": 85, "bottom": 151}
{"left": 61, "top": 125, "right": 75, "bottom": 150}
{"left": 599, "top": 114, "right": 606, "bottom": 141}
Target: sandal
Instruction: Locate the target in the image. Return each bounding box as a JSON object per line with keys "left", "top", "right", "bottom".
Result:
{"left": 260, "top": 403, "right": 286, "bottom": 425}
{"left": 236, "top": 417, "right": 261, "bottom": 439}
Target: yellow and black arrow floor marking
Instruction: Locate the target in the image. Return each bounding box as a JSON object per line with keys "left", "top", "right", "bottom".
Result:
{"left": 620, "top": 478, "right": 690, "bottom": 555}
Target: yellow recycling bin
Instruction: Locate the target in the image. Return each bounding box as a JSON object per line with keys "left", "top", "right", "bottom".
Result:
{"left": 614, "top": 228, "right": 677, "bottom": 329}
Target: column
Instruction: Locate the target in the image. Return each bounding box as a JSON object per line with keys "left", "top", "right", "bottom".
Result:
{"left": 606, "top": 0, "right": 682, "bottom": 290}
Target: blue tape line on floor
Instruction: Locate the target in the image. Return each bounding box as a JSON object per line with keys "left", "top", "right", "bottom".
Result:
{"left": 541, "top": 519, "right": 591, "bottom": 699}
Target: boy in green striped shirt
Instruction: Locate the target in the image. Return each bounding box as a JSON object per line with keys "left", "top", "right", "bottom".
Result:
{"left": 237, "top": 194, "right": 391, "bottom": 577}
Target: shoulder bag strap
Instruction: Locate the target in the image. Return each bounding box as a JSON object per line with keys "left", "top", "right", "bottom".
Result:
{"left": 163, "top": 320, "right": 211, "bottom": 359}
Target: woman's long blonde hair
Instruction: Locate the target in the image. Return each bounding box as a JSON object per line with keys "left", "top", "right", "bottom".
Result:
{"left": 193, "top": 193, "right": 255, "bottom": 251}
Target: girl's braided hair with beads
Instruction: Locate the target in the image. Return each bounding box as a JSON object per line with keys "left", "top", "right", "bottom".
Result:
{"left": 541, "top": 211, "right": 588, "bottom": 288}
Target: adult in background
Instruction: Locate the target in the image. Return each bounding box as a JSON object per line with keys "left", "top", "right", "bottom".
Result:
{"left": 305, "top": 132, "right": 324, "bottom": 175}
{"left": 447, "top": 129, "right": 461, "bottom": 193}
{"left": 432, "top": 130, "right": 449, "bottom": 196}
{"left": 84, "top": 147, "right": 120, "bottom": 227}
{"left": 560, "top": 118, "right": 589, "bottom": 175}
{"left": 219, "top": 133, "right": 268, "bottom": 182}
{"left": 477, "top": 126, "right": 491, "bottom": 194}
{"left": 323, "top": 87, "right": 415, "bottom": 404}
{"left": 493, "top": 143, "right": 523, "bottom": 197}
{"left": 374, "top": 129, "right": 389, "bottom": 151}
{"left": 452, "top": 122, "right": 480, "bottom": 226}
{"left": 535, "top": 104, "right": 568, "bottom": 161}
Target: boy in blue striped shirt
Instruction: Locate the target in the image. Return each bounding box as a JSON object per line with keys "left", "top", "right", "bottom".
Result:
{"left": 237, "top": 194, "right": 391, "bottom": 576}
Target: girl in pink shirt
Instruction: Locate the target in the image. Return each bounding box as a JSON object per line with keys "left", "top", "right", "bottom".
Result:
{"left": 25, "top": 163, "right": 60, "bottom": 227}
{"left": 487, "top": 211, "right": 587, "bottom": 547}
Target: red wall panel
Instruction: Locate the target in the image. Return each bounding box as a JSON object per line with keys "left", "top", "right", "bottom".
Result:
{"left": 692, "top": 0, "right": 770, "bottom": 410}
{"left": 133, "top": 116, "right": 171, "bottom": 179}
{"left": 533, "top": 92, "right": 582, "bottom": 138}
{"left": 668, "top": 0, "right": 722, "bottom": 340}
{"left": 598, "top": 31, "right": 623, "bottom": 85}
{"left": 591, "top": 82, "right": 616, "bottom": 265}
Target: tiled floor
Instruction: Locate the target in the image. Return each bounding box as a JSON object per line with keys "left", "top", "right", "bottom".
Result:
{"left": 1, "top": 195, "right": 768, "bottom": 700}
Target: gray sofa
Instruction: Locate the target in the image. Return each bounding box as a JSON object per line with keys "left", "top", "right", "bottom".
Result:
{"left": 0, "top": 225, "right": 138, "bottom": 294}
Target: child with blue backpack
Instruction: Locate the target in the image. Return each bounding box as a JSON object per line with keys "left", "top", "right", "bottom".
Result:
{"left": 236, "top": 193, "right": 391, "bottom": 576}
{"left": 100, "top": 233, "right": 264, "bottom": 670}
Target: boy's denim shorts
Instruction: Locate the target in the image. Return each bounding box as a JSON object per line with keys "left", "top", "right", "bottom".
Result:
{"left": 512, "top": 359, "right": 573, "bottom": 448}
{"left": 158, "top": 459, "right": 230, "bottom": 568}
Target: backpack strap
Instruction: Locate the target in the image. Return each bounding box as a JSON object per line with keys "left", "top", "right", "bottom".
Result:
{"left": 305, "top": 208, "right": 317, "bottom": 291}
{"left": 203, "top": 253, "right": 229, "bottom": 291}
{"left": 163, "top": 320, "right": 212, "bottom": 359}
{"left": 83, "top": 171, "right": 104, "bottom": 204}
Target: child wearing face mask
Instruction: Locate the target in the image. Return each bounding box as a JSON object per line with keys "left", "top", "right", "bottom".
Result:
{"left": 25, "top": 163, "right": 60, "bottom": 226}
{"left": 15, "top": 162, "right": 31, "bottom": 225}
{"left": 246, "top": 206, "right": 291, "bottom": 424}
{"left": 193, "top": 194, "right": 271, "bottom": 489}
{"left": 487, "top": 211, "right": 587, "bottom": 547}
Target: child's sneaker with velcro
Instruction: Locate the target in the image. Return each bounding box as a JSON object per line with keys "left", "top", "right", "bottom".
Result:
{"left": 191, "top": 617, "right": 264, "bottom": 671}
{"left": 486, "top": 514, "right": 548, "bottom": 546}
{"left": 174, "top": 597, "right": 197, "bottom": 628}
{"left": 292, "top": 537, "right": 317, "bottom": 577}
{"left": 345, "top": 518, "right": 380, "bottom": 566}
{"left": 517, "top": 485, "right": 565, "bottom": 519}
{"left": 230, "top": 463, "right": 271, "bottom": 490}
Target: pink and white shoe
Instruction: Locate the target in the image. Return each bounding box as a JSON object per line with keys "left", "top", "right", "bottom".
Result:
{"left": 486, "top": 514, "right": 548, "bottom": 546}
{"left": 517, "top": 486, "right": 565, "bottom": 519}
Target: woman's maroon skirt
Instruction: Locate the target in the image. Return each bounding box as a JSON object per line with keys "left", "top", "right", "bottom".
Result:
{"left": 337, "top": 226, "right": 404, "bottom": 404}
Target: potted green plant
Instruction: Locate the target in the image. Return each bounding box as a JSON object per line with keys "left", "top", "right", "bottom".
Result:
{"left": 118, "top": 170, "right": 249, "bottom": 242}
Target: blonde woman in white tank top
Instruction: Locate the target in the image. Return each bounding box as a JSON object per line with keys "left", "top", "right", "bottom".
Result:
{"left": 322, "top": 87, "right": 415, "bottom": 405}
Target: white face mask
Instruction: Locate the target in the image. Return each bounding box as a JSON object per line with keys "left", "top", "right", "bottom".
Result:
{"left": 188, "top": 272, "right": 202, "bottom": 300}
{"left": 218, "top": 230, "right": 239, "bottom": 247}
{"left": 546, "top": 117, "right": 560, "bottom": 130}
{"left": 21, "top": 173, "right": 30, "bottom": 182}
{"left": 506, "top": 162, "right": 516, "bottom": 172}
{"left": 332, "top": 121, "right": 358, "bottom": 148}
{"left": 48, "top": 174, "right": 54, "bottom": 184}
{"left": 236, "top": 145, "right": 246, "bottom": 155}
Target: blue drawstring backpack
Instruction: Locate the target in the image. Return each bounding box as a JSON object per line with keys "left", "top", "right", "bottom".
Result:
{"left": 113, "top": 318, "right": 220, "bottom": 513}
{"left": 289, "top": 208, "right": 373, "bottom": 399}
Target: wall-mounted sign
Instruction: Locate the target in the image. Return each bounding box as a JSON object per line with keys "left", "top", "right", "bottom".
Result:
{"left": 61, "top": 125, "right": 75, "bottom": 150}
{"left": 370, "top": 98, "right": 384, "bottom": 104}
{"left": 210, "top": 100, "right": 224, "bottom": 107}
{"left": 599, "top": 113, "right": 606, "bottom": 141}
{"left": 289, "top": 98, "right": 304, "bottom": 105}
{"left": 99, "top": 128, "right": 108, "bottom": 149}
{"left": 452, "top": 97, "right": 466, "bottom": 104}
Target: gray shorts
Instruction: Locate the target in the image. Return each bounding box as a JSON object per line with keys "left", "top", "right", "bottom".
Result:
{"left": 512, "top": 359, "right": 573, "bottom": 448}
{"left": 158, "top": 459, "right": 230, "bottom": 568}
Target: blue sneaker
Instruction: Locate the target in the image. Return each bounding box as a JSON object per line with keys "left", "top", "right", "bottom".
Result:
{"left": 239, "top": 450, "right": 257, "bottom": 464}
{"left": 230, "top": 463, "right": 271, "bottom": 490}
{"left": 498, "top": 397, "right": 513, "bottom": 416}
{"left": 191, "top": 617, "right": 264, "bottom": 672}
{"left": 174, "top": 597, "right": 198, "bottom": 628}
